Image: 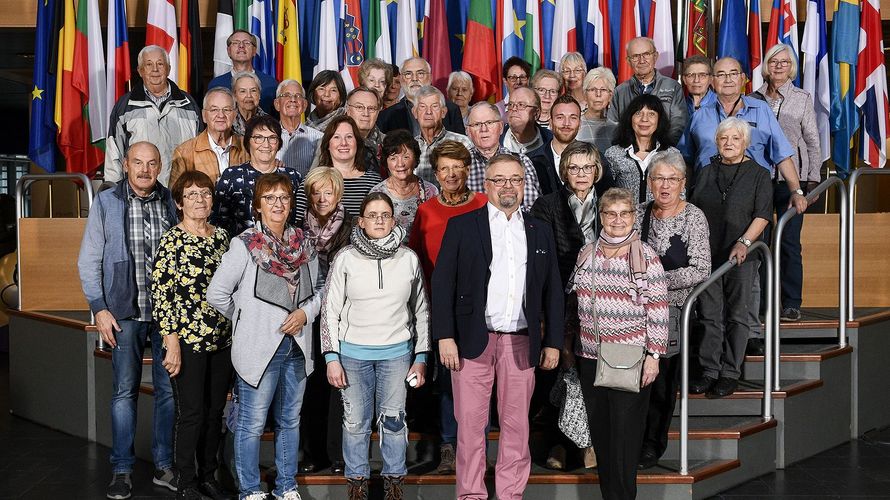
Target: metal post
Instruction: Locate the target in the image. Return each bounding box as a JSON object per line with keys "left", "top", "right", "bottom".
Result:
{"left": 846, "top": 168, "right": 890, "bottom": 322}
{"left": 753, "top": 241, "right": 774, "bottom": 420}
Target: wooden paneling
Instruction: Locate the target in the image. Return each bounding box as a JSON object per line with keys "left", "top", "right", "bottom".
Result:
{"left": 801, "top": 213, "right": 890, "bottom": 308}
{"left": 18, "top": 218, "right": 88, "bottom": 311}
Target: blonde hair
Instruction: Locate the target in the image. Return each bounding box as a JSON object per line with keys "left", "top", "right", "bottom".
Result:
{"left": 303, "top": 166, "right": 344, "bottom": 203}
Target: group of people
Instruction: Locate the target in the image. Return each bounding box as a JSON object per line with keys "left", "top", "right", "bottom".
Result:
{"left": 77, "top": 30, "right": 820, "bottom": 500}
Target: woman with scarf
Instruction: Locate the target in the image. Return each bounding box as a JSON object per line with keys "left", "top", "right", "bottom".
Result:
{"left": 207, "top": 173, "right": 321, "bottom": 500}
{"left": 321, "top": 192, "right": 431, "bottom": 500}
{"left": 298, "top": 167, "right": 353, "bottom": 475}
{"left": 566, "top": 187, "right": 669, "bottom": 500}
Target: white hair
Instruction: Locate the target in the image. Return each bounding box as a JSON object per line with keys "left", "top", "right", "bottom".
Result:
{"left": 138, "top": 45, "right": 169, "bottom": 67}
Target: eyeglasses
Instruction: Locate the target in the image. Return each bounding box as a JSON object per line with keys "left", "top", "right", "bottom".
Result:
{"left": 505, "top": 74, "right": 528, "bottom": 83}
{"left": 277, "top": 92, "right": 305, "bottom": 101}
{"left": 650, "top": 176, "right": 685, "bottom": 186}
{"left": 683, "top": 72, "right": 711, "bottom": 81}
{"left": 768, "top": 59, "right": 793, "bottom": 67}
{"left": 362, "top": 212, "right": 394, "bottom": 221}
{"left": 205, "top": 107, "right": 235, "bottom": 115}
{"left": 534, "top": 87, "right": 560, "bottom": 97}
{"left": 228, "top": 40, "right": 256, "bottom": 47}
{"left": 714, "top": 71, "right": 742, "bottom": 80}
{"left": 183, "top": 190, "right": 213, "bottom": 201}
{"left": 348, "top": 103, "right": 380, "bottom": 115}
{"left": 628, "top": 51, "right": 656, "bottom": 62}
{"left": 486, "top": 176, "right": 524, "bottom": 187}
{"left": 506, "top": 102, "right": 537, "bottom": 112}
{"left": 567, "top": 164, "right": 597, "bottom": 175}
{"left": 251, "top": 135, "right": 280, "bottom": 144}
{"left": 561, "top": 68, "right": 586, "bottom": 77}
{"left": 261, "top": 194, "right": 291, "bottom": 205}
{"left": 467, "top": 119, "right": 502, "bottom": 130}
{"left": 600, "top": 210, "right": 635, "bottom": 220}
{"left": 402, "top": 70, "right": 429, "bottom": 80}
{"left": 585, "top": 88, "right": 612, "bottom": 95}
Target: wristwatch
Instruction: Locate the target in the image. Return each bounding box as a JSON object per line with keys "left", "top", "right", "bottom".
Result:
{"left": 794, "top": 188, "right": 805, "bottom": 196}
{"left": 737, "top": 237, "right": 752, "bottom": 247}
{"left": 647, "top": 351, "right": 660, "bottom": 360}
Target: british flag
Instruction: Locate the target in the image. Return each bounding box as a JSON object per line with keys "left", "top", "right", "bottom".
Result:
{"left": 854, "top": 0, "right": 889, "bottom": 168}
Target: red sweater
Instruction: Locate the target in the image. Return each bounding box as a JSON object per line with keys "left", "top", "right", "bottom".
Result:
{"left": 408, "top": 193, "right": 488, "bottom": 281}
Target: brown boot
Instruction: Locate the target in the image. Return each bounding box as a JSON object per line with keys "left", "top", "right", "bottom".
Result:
{"left": 436, "top": 443, "right": 456, "bottom": 474}
{"left": 383, "top": 475, "right": 404, "bottom": 500}
{"left": 346, "top": 477, "right": 368, "bottom": 500}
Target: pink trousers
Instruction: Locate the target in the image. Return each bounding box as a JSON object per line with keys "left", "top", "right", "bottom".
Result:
{"left": 452, "top": 332, "right": 536, "bottom": 500}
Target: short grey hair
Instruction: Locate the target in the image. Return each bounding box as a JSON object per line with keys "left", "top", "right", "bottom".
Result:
{"left": 559, "top": 52, "right": 587, "bottom": 71}
{"left": 202, "top": 87, "right": 235, "bottom": 109}
{"left": 402, "top": 56, "right": 431, "bottom": 74}
{"left": 715, "top": 117, "right": 752, "bottom": 147}
{"left": 763, "top": 43, "right": 798, "bottom": 82}
{"left": 530, "top": 69, "right": 563, "bottom": 90}
{"left": 415, "top": 85, "right": 446, "bottom": 108}
{"left": 583, "top": 67, "right": 617, "bottom": 92}
{"left": 232, "top": 71, "right": 262, "bottom": 91}
{"left": 648, "top": 150, "right": 688, "bottom": 178}
{"left": 276, "top": 79, "right": 304, "bottom": 97}
{"left": 447, "top": 71, "right": 473, "bottom": 90}
{"left": 626, "top": 36, "right": 656, "bottom": 53}
{"left": 468, "top": 101, "right": 500, "bottom": 120}
{"left": 138, "top": 45, "right": 169, "bottom": 67}
{"left": 599, "top": 187, "right": 636, "bottom": 212}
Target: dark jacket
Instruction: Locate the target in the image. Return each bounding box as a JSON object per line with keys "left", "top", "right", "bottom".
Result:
{"left": 376, "top": 97, "right": 467, "bottom": 136}
{"left": 527, "top": 140, "right": 562, "bottom": 196}
{"left": 431, "top": 207, "right": 564, "bottom": 365}
{"left": 530, "top": 188, "right": 597, "bottom": 288}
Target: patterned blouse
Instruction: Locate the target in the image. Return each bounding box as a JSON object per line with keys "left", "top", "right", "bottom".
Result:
{"left": 369, "top": 178, "right": 439, "bottom": 242}
{"left": 151, "top": 226, "right": 232, "bottom": 352}
{"left": 210, "top": 162, "right": 303, "bottom": 238}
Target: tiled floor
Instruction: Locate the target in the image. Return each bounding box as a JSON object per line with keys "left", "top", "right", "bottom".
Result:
{"left": 2, "top": 352, "right": 889, "bottom": 499}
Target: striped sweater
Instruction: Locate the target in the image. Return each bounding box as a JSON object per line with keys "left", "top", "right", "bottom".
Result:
{"left": 569, "top": 242, "right": 669, "bottom": 360}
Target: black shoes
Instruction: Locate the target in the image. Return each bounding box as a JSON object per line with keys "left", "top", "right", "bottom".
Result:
{"left": 689, "top": 375, "right": 716, "bottom": 394}
{"left": 176, "top": 487, "right": 204, "bottom": 500}
{"left": 706, "top": 377, "right": 739, "bottom": 399}
{"left": 298, "top": 462, "right": 318, "bottom": 474}
{"left": 638, "top": 448, "right": 659, "bottom": 470}
{"left": 153, "top": 468, "right": 178, "bottom": 492}
{"left": 199, "top": 478, "right": 233, "bottom": 500}
{"left": 746, "top": 338, "right": 766, "bottom": 356}
{"left": 781, "top": 307, "right": 802, "bottom": 322}
{"left": 330, "top": 461, "right": 346, "bottom": 475}
{"left": 106, "top": 473, "right": 132, "bottom": 500}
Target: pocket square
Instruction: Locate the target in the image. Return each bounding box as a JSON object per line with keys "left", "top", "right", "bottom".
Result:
{"left": 536, "top": 248, "right": 548, "bottom": 254}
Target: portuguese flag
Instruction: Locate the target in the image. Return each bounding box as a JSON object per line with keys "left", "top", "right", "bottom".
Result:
{"left": 462, "top": 0, "right": 498, "bottom": 102}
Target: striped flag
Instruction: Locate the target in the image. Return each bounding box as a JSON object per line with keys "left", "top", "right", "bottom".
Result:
{"left": 541, "top": 0, "right": 555, "bottom": 70}
{"left": 523, "top": 0, "right": 543, "bottom": 74}
{"left": 146, "top": 0, "right": 178, "bottom": 83}
{"left": 314, "top": 0, "right": 339, "bottom": 76}
{"left": 587, "top": 0, "right": 612, "bottom": 69}
{"left": 395, "top": 0, "right": 419, "bottom": 65}
{"left": 105, "top": 0, "right": 130, "bottom": 119}
{"left": 829, "top": 0, "right": 860, "bottom": 177}
{"left": 854, "top": 0, "right": 889, "bottom": 168}
{"left": 276, "top": 0, "right": 302, "bottom": 83}
{"left": 801, "top": 0, "right": 830, "bottom": 161}
{"left": 367, "top": 0, "right": 393, "bottom": 63}
{"left": 617, "top": 0, "right": 642, "bottom": 81}
{"left": 423, "top": 0, "right": 451, "bottom": 92}
{"left": 178, "top": 0, "right": 203, "bottom": 96}
{"left": 249, "top": 0, "right": 275, "bottom": 75}
{"left": 749, "top": 0, "right": 764, "bottom": 91}
{"left": 550, "top": 0, "right": 577, "bottom": 70}
{"left": 29, "top": 0, "right": 59, "bottom": 172}
{"left": 341, "top": 0, "right": 366, "bottom": 89}
{"left": 683, "top": 0, "right": 709, "bottom": 58}
{"left": 463, "top": 0, "right": 497, "bottom": 101}
{"left": 648, "top": 0, "right": 674, "bottom": 76}
{"left": 765, "top": 0, "right": 800, "bottom": 86}
{"left": 73, "top": 0, "right": 106, "bottom": 144}
{"left": 497, "top": 0, "right": 522, "bottom": 99}
{"left": 213, "top": 0, "right": 234, "bottom": 77}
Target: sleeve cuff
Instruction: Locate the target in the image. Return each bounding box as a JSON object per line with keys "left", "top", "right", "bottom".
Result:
{"left": 413, "top": 352, "right": 428, "bottom": 364}
{"left": 324, "top": 353, "right": 340, "bottom": 364}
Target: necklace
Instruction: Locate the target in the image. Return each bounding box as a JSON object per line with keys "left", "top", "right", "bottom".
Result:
{"left": 388, "top": 177, "right": 419, "bottom": 199}
{"left": 180, "top": 220, "right": 212, "bottom": 237}
{"left": 440, "top": 190, "right": 471, "bottom": 206}
{"left": 715, "top": 162, "right": 743, "bottom": 203}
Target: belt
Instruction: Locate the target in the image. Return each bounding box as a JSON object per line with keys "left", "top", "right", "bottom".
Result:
{"left": 492, "top": 328, "right": 529, "bottom": 336}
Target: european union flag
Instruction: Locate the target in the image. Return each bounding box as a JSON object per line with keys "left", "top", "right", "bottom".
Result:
{"left": 28, "top": 0, "right": 59, "bottom": 172}
{"left": 716, "top": 0, "right": 750, "bottom": 76}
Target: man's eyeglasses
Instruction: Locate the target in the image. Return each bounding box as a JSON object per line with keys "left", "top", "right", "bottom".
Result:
{"left": 277, "top": 92, "right": 305, "bottom": 101}
{"left": 348, "top": 103, "right": 380, "bottom": 115}
{"left": 205, "top": 107, "right": 234, "bottom": 115}
{"left": 467, "top": 119, "right": 502, "bottom": 130}
{"left": 714, "top": 71, "right": 742, "bottom": 80}
{"left": 506, "top": 102, "right": 537, "bottom": 112}
{"left": 228, "top": 40, "right": 256, "bottom": 47}
{"left": 486, "top": 177, "right": 524, "bottom": 187}
{"left": 628, "top": 51, "right": 656, "bottom": 62}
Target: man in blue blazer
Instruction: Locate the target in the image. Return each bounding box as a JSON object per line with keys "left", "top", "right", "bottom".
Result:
{"left": 431, "top": 154, "right": 564, "bottom": 500}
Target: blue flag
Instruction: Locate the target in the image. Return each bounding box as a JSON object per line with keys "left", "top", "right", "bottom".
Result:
{"left": 28, "top": 0, "right": 58, "bottom": 172}
{"left": 300, "top": 0, "right": 322, "bottom": 85}
{"left": 541, "top": 0, "right": 554, "bottom": 69}
{"left": 446, "top": 0, "right": 469, "bottom": 71}
{"left": 829, "top": 0, "right": 860, "bottom": 177}
{"left": 716, "top": 0, "right": 750, "bottom": 75}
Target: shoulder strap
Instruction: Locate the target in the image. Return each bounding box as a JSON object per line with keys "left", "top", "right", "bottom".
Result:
{"left": 640, "top": 202, "right": 654, "bottom": 244}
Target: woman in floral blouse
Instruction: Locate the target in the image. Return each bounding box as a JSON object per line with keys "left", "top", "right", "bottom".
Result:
{"left": 150, "top": 170, "right": 232, "bottom": 499}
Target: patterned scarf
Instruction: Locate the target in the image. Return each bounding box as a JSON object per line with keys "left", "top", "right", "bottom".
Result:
{"left": 305, "top": 203, "right": 346, "bottom": 253}
{"left": 238, "top": 223, "right": 309, "bottom": 287}
{"left": 350, "top": 224, "right": 405, "bottom": 259}
{"left": 598, "top": 229, "right": 651, "bottom": 305}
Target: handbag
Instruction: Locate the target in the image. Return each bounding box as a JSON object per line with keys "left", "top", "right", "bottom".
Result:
{"left": 550, "top": 367, "right": 591, "bottom": 448}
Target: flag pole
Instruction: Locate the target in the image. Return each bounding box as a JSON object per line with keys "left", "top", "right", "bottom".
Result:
{"left": 676, "top": 0, "right": 686, "bottom": 81}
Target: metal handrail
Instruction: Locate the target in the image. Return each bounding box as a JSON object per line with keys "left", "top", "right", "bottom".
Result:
{"left": 772, "top": 177, "right": 847, "bottom": 390}
{"left": 679, "top": 241, "right": 774, "bottom": 475}
{"left": 845, "top": 168, "right": 890, "bottom": 322}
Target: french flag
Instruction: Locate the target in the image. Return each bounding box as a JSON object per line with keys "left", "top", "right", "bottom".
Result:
{"left": 146, "top": 0, "right": 178, "bottom": 83}
{"left": 854, "top": 0, "right": 890, "bottom": 168}
{"left": 105, "top": 0, "right": 130, "bottom": 114}
{"left": 588, "top": 0, "right": 612, "bottom": 69}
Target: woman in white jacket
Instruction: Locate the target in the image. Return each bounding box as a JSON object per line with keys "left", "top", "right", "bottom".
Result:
{"left": 321, "top": 192, "right": 431, "bottom": 500}
{"left": 207, "top": 173, "right": 320, "bottom": 500}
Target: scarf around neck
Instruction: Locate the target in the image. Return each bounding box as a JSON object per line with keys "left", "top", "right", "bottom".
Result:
{"left": 597, "top": 229, "right": 651, "bottom": 305}
{"left": 350, "top": 224, "right": 405, "bottom": 260}
{"left": 305, "top": 203, "right": 346, "bottom": 254}
{"left": 238, "top": 223, "right": 309, "bottom": 288}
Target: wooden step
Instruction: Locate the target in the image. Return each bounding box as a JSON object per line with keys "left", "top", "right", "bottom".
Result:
{"left": 687, "top": 379, "right": 823, "bottom": 400}
{"left": 744, "top": 343, "right": 852, "bottom": 363}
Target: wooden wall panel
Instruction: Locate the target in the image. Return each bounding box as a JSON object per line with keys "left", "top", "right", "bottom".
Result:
{"left": 18, "top": 218, "right": 88, "bottom": 311}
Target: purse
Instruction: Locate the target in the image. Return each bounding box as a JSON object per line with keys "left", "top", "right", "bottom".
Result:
{"left": 550, "top": 367, "right": 591, "bottom": 448}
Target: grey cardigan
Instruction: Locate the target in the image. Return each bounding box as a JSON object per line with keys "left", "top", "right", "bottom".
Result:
{"left": 753, "top": 81, "right": 822, "bottom": 183}
{"left": 207, "top": 237, "right": 320, "bottom": 387}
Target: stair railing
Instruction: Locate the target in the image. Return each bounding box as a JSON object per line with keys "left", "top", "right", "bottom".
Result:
{"left": 845, "top": 168, "right": 890, "bottom": 322}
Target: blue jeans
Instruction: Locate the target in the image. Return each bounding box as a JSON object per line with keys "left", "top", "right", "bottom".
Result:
{"left": 234, "top": 337, "right": 306, "bottom": 499}
{"left": 340, "top": 352, "right": 411, "bottom": 479}
{"left": 110, "top": 319, "right": 174, "bottom": 473}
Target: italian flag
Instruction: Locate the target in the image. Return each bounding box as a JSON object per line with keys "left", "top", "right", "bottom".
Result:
{"left": 366, "top": 0, "right": 393, "bottom": 62}
{"left": 463, "top": 0, "right": 498, "bottom": 102}
{"left": 524, "top": 0, "right": 542, "bottom": 76}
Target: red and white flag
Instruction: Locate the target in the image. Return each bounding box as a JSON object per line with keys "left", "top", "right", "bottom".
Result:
{"left": 618, "top": 0, "right": 641, "bottom": 82}
{"left": 648, "top": 0, "right": 674, "bottom": 76}
{"left": 146, "top": 0, "right": 178, "bottom": 83}
{"left": 105, "top": 0, "right": 130, "bottom": 119}
{"left": 588, "top": 0, "right": 611, "bottom": 69}
{"left": 550, "top": 0, "right": 577, "bottom": 69}
{"left": 854, "top": 0, "right": 890, "bottom": 167}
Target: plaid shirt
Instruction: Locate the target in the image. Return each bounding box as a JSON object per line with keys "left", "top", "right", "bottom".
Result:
{"left": 466, "top": 146, "right": 541, "bottom": 212}
{"left": 126, "top": 183, "right": 170, "bottom": 321}
{"left": 415, "top": 127, "right": 474, "bottom": 184}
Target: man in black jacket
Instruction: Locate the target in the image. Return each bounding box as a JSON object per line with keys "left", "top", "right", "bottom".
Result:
{"left": 375, "top": 56, "right": 466, "bottom": 135}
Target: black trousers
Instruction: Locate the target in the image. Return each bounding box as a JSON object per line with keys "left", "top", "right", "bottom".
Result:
{"left": 774, "top": 182, "right": 805, "bottom": 310}
{"left": 577, "top": 356, "right": 652, "bottom": 500}
{"left": 299, "top": 322, "right": 344, "bottom": 465}
{"left": 642, "top": 354, "right": 681, "bottom": 458}
{"left": 170, "top": 343, "right": 233, "bottom": 489}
